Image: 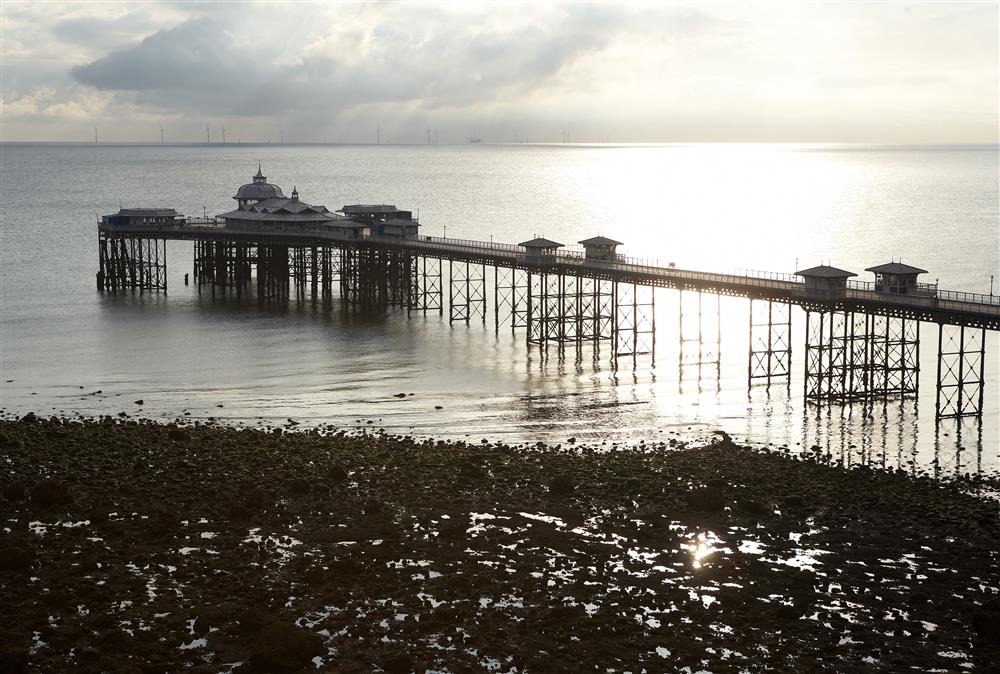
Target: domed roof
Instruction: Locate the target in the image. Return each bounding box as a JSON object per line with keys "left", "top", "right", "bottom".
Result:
{"left": 233, "top": 165, "right": 285, "bottom": 201}
{"left": 235, "top": 182, "right": 285, "bottom": 200}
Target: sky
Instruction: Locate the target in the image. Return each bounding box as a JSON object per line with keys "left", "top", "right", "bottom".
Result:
{"left": 1, "top": 1, "right": 997, "bottom": 144}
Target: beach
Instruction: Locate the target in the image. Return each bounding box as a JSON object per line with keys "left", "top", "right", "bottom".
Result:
{"left": 0, "top": 415, "right": 997, "bottom": 672}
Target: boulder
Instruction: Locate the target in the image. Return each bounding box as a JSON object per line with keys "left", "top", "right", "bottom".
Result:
{"left": 548, "top": 474, "right": 575, "bottom": 497}
{"left": 0, "top": 545, "right": 34, "bottom": 572}
{"left": 288, "top": 478, "right": 311, "bottom": 496}
{"left": 250, "top": 622, "right": 324, "bottom": 672}
{"left": 972, "top": 596, "right": 1000, "bottom": 647}
{"left": 783, "top": 494, "right": 805, "bottom": 508}
{"left": 31, "top": 479, "right": 72, "bottom": 508}
{"left": 0, "top": 648, "right": 28, "bottom": 674}
{"left": 686, "top": 487, "right": 725, "bottom": 513}
{"left": 459, "top": 461, "right": 485, "bottom": 481}
{"left": 2, "top": 483, "right": 26, "bottom": 501}
{"left": 380, "top": 653, "right": 415, "bottom": 674}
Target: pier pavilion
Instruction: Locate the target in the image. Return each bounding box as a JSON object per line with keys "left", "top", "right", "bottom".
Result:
{"left": 338, "top": 205, "right": 419, "bottom": 237}
{"left": 219, "top": 169, "right": 369, "bottom": 239}
{"left": 579, "top": 236, "right": 623, "bottom": 261}
{"left": 95, "top": 168, "right": 999, "bottom": 421}
{"left": 865, "top": 262, "right": 932, "bottom": 295}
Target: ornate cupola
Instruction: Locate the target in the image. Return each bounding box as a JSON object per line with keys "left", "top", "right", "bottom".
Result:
{"left": 234, "top": 165, "right": 285, "bottom": 208}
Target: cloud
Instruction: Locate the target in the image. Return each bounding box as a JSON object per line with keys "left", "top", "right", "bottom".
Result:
{"left": 67, "top": 4, "right": 716, "bottom": 119}
{"left": 72, "top": 18, "right": 237, "bottom": 93}
{"left": 52, "top": 9, "right": 174, "bottom": 51}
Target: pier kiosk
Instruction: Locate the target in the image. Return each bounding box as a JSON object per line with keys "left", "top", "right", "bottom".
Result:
{"left": 339, "top": 205, "right": 418, "bottom": 237}
{"left": 864, "top": 262, "right": 931, "bottom": 295}
{"left": 519, "top": 238, "right": 564, "bottom": 264}
{"left": 101, "top": 209, "right": 184, "bottom": 229}
{"left": 795, "top": 265, "right": 856, "bottom": 299}
{"left": 579, "top": 236, "right": 622, "bottom": 261}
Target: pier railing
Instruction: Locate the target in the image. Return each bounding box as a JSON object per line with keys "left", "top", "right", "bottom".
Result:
{"left": 99, "top": 218, "right": 1000, "bottom": 315}
{"left": 393, "top": 235, "right": 1000, "bottom": 314}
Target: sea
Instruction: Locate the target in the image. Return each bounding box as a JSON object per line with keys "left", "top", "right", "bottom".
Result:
{"left": 1, "top": 142, "right": 997, "bottom": 477}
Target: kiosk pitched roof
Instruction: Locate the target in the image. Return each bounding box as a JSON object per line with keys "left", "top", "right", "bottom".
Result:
{"left": 341, "top": 205, "right": 400, "bottom": 214}
{"left": 864, "top": 262, "right": 928, "bottom": 275}
{"left": 795, "top": 265, "right": 857, "bottom": 278}
{"left": 519, "top": 237, "right": 563, "bottom": 248}
{"left": 578, "top": 236, "right": 623, "bottom": 246}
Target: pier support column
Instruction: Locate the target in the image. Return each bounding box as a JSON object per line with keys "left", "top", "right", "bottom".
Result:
{"left": 679, "top": 289, "right": 718, "bottom": 373}
{"left": 195, "top": 241, "right": 250, "bottom": 295}
{"left": 97, "top": 233, "right": 167, "bottom": 293}
{"left": 234, "top": 244, "right": 249, "bottom": 293}
{"left": 593, "top": 279, "right": 615, "bottom": 343}
{"left": 357, "top": 248, "right": 380, "bottom": 305}
{"left": 804, "top": 309, "right": 850, "bottom": 401}
{"left": 574, "top": 276, "right": 611, "bottom": 342}
{"left": 841, "top": 312, "right": 875, "bottom": 398}
{"left": 257, "top": 244, "right": 289, "bottom": 301}
{"left": 213, "top": 241, "right": 228, "bottom": 293}
{"left": 868, "top": 315, "right": 920, "bottom": 398}
{"left": 747, "top": 299, "right": 793, "bottom": 387}
{"left": 410, "top": 256, "right": 443, "bottom": 314}
{"left": 525, "top": 271, "right": 550, "bottom": 345}
{"left": 319, "top": 247, "right": 339, "bottom": 299}
{"left": 310, "top": 247, "right": 319, "bottom": 298}
{"left": 193, "top": 241, "right": 206, "bottom": 288}
{"left": 935, "top": 323, "right": 986, "bottom": 419}
{"left": 494, "top": 267, "right": 528, "bottom": 333}
{"left": 340, "top": 247, "right": 359, "bottom": 304}
{"left": 290, "top": 247, "right": 308, "bottom": 300}
{"left": 385, "top": 251, "right": 413, "bottom": 307}
{"left": 526, "top": 272, "right": 591, "bottom": 346}
{"left": 449, "top": 260, "right": 486, "bottom": 324}
{"left": 613, "top": 282, "right": 655, "bottom": 366}
{"left": 805, "top": 310, "right": 920, "bottom": 403}
{"left": 542, "top": 273, "right": 565, "bottom": 342}
{"left": 339, "top": 247, "right": 390, "bottom": 306}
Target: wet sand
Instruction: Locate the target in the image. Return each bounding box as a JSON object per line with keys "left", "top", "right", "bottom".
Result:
{"left": 0, "top": 416, "right": 998, "bottom": 673}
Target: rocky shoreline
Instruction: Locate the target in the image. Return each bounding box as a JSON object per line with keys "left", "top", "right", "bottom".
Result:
{"left": 1, "top": 416, "right": 998, "bottom": 673}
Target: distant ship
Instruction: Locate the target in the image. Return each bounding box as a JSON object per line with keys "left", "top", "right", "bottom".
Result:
{"left": 469, "top": 135, "right": 482, "bottom": 144}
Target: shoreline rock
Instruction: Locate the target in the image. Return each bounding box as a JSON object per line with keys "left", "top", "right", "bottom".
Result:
{"left": 0, "top": 416, "right": 996, "bottom": 673}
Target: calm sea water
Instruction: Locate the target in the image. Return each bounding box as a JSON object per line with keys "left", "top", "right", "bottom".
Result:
{"left": 1, "top": 143, "right": 997, "bottom": 476}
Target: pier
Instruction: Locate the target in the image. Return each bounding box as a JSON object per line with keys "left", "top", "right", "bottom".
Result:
{"left": 97, "top": 169, "right": 999, "bottom": 421}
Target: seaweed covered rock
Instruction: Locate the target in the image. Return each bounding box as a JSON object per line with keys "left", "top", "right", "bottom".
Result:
{"left": 548, "top": 474, "right": 575, "bottom": 496}
{"left": 31, "top": 479, "right": 71, "bottom": 508}
{"left": 686, "top": 486, "right": 725, "bottom": 512}
{"left": 250, "top": 622, "right": 324, "bottom": 672}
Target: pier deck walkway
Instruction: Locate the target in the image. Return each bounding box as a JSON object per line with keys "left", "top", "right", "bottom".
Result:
{"left": 99, "top": 218, "right": 1000, "bottom": 330}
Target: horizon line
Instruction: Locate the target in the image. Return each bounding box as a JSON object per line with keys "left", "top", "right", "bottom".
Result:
{"left": 2, "top": 140, "right": 998, "bottom": 148}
